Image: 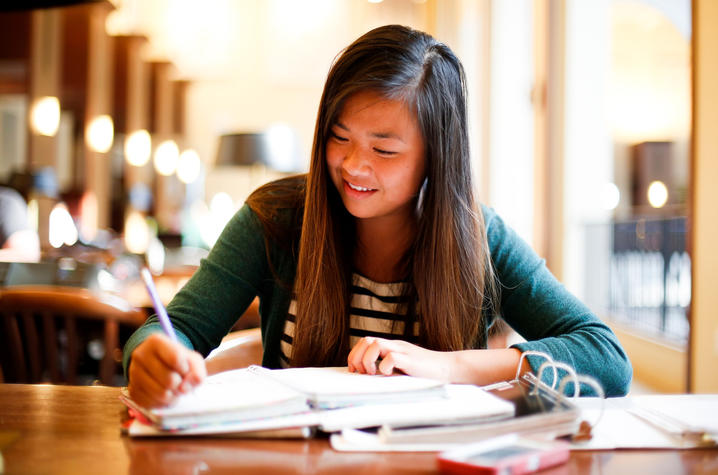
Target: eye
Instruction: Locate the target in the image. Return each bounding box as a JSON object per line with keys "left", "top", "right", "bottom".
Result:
{"left": 330, "top": 131, "right": 348, "bottom": 142}
{"left": 373, "top": 147, "right": 397, "bottom": 156}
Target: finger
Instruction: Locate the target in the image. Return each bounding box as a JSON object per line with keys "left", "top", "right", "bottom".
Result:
{"left": 181, "top": 352, "right": 207, "bottom": 391}
{"left": 128, "top": 372, "right": 175, "bottom": 408}
{"left": 133, "top": 352, "right": 184, "bottom": 392}
{"left": 135, "top": 383, "right": 174, "bottom": 408}
{"left": 148, "top": 336, "right": 190, "bottom": 375}
{"left": 347, "top": 337, "right": 373, "bottom": 372}
{"left": 361, "top": 340, "right": 384, "bottom": 375}
{"left": 131, "top": 357, "right": 181, "bottom": 400}
{"left": 377, "top": 351, "right": 413, "bottom": 376}
{"left": 129, "top": 381, "right": 162, "bottom": 408}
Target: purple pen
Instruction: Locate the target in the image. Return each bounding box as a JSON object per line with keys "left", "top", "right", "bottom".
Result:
{"left": 140, "top": 267, "right": 178, "bottom": 342}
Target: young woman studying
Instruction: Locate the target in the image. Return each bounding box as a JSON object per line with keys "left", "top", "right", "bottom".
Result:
{"left": 123, "top": 25, "right": 631, "bottom": 408}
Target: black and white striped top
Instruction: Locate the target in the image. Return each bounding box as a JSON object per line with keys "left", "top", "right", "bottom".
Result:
{"left": 279, "top": 273, "right": 419, "bottom": 367}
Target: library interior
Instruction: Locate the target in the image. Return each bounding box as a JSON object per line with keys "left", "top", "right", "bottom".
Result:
{"left": 0, "top": 0, "right": 717, "bottom": 473}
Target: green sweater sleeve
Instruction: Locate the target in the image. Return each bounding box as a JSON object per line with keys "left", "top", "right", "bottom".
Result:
{"left": 123, "top": 204, "right": 271, "bottom": 374}
{"left": 483, "top": 206, "right": 632, "bottom": 397}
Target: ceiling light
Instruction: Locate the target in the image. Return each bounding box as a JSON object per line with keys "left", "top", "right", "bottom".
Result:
{"left": 30, "top": 96, "right": 61, "bottom": 136}
{"left": 154, "top": 140, "right": 179, "bottom": 176}
{"left": 86, "top": 115, "right": 114, "bottom": 153}
{"left": 125, "top": 130, "right": 152, "bottom": 166}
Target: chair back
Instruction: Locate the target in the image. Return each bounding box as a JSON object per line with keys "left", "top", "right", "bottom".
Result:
{"left": 0, "top": 285, "right": 146, "bottom": 385}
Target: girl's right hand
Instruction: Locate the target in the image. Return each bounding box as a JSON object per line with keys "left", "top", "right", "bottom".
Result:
{"left": 127, "top": 333, "right": 207, "bottom": 408}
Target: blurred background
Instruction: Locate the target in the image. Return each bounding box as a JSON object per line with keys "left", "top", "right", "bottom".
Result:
{"left": 0, "top": 0, "right": 716, "bottom": 393}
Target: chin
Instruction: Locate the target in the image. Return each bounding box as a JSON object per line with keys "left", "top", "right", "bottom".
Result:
{"left": 342, "top": 205, "right": 371, "bottom": 219}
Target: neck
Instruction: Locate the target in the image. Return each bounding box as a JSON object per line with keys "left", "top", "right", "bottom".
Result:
{"left": 354, "top": 213, "right": 416, "bottom": 283}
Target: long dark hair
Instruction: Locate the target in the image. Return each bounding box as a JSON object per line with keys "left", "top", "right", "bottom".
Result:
{"left": 249, "top": 25, "right": 497, "bottom": 367}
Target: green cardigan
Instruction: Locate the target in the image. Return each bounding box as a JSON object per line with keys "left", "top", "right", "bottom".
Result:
{"left": 123, "top": 203, "right": 632, "bottom": 396}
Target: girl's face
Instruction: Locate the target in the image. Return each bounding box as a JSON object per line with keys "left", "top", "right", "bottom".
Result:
{"left": 326, "top": 90, "right": 426, "bottom": 224}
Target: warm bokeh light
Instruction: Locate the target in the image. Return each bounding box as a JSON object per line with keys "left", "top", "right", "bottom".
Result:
{"left": 146, "top": 237, "right": 166, "bottom": 274}
{"left": 601, "top": 182, "right": 620, "bottom": 211}
{"left": 49, "top": 203, "right": 78, "bottom": 249}
{"left": 647, "top": 180, "right": 669, "bottom": 208}
{"left": 79, "top": 192, "right": 98, "bottom": 242}
{"left": 86, "top": 115, "right": 114, "bottom": 153}
{"left": 30, "top": 96, "right": 61, "bottom": 136}
{"left": 124, "top": 211, "right": 150, "bottom": 254}
{"left": 177, "top": 149, "right": 201, "bottom": 184}
{"left": 125, "top": 129, "right": 152, "bottom": 166}
{"left": 154, "top": 139, "right": 180, "bottom": 176}
{"left": 27, "top": 199, "right": 39, "bottom": 233}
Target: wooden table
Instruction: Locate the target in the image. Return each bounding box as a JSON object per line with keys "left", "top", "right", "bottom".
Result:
{"left": 1, "top": 384, "right": 717, "bottom": 475}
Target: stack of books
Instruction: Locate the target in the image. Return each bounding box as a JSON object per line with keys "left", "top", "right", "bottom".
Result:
{"left": 120, "top": 365, "right": 518, "bottom": 438}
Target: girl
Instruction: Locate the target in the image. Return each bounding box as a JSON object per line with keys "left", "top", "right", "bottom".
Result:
{"left": 124, "top": 25, "right": 631, "bottom": 408}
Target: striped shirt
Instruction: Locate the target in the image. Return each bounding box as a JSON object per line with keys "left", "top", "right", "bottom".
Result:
{"left": 279, "top": 273, "right": 420, "bottom": 367}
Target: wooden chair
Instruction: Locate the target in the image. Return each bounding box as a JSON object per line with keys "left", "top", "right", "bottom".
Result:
{"left": 0, "top": 286, "right": 146, "bottom": 385}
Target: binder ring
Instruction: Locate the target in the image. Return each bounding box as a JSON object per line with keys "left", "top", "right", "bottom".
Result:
{"left": 559, "top": 374, "right": 606, "bottom": 439}
{"left": 557, "top": 373, "right": 605, "bottom": 400}
{"left": 533, "top": 360, "right": 565, "bottom": 394}
{"left": 540, "top": 362, "right": 580, "bottom": 397}
{"left": 517, "top": 351, "right": 556, "bottom": 387}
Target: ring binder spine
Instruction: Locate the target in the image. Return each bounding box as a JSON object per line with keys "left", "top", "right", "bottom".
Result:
{"left": 518, "top": 350, "right": 607, "bottom": 438}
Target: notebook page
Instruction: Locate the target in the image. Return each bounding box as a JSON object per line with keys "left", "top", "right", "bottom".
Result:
{"left": 248, "top": 366, "right": 445, "bottom": 402}
{"left": 632, "top": 394, "right": 718, "bottom": 435}
{"left": 151, "top": 367, "right": 306, "bottom": 419}
{"left": 568, "top": 396, "right": 718, "bottom": 450}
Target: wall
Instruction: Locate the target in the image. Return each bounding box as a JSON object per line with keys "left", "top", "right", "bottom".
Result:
{"left": 690, "top": 0, "right": 718, "bottom": 392}
{"left": 487, "top": 0, "right": 534, "bottom": 243}
{"left": 108, "top": 0, "right": 431, "bottom": 179}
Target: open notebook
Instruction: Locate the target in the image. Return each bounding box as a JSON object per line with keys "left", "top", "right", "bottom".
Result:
{"left": 120, "top": 365, "right": 515, "bottom": 436}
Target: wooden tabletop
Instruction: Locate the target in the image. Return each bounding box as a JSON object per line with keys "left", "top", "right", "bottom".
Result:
{"left": 1, "top": 384, "right": 717, "bottom": 475}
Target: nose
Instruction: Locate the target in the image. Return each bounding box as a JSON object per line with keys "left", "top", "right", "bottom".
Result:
{"left": 342, "top": 144, "right": 371, "bottom": 178}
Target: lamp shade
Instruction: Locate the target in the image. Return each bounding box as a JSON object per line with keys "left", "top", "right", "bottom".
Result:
{"left": 215, "top": 133, "right": 268, "bottom": 167}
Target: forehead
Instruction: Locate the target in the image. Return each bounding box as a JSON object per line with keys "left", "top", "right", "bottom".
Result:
{"left": 335, "top": 90, "right": 418, "bottom": 127}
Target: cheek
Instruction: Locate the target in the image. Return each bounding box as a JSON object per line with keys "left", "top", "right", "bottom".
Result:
{"left": 325, "top": 144, "right": 341, "bottom": 170}
{"left": 410, "top": 153, "right": 427, "bottom": 189}
{"left": 392, "top": 159, "right": 426, "bottom": 194}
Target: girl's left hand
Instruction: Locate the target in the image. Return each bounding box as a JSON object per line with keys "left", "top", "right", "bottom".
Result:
{"left": 347, "top": 337, "right": 455, "bottom": 382}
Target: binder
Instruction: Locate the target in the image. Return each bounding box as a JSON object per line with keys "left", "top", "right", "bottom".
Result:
{"left": 330, "top": 351, "right": 605, "bottom": 452}
{"left": 376, "top": 372, "right": 582, "bottom": 446}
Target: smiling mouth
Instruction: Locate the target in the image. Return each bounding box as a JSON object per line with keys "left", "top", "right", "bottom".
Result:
{"left": 346, "top": 181, "right": 376, "bottom": 192}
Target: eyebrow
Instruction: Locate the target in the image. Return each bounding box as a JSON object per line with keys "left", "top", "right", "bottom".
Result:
{"left": 333, "top": 121, "right": 406, "bottom": 143}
